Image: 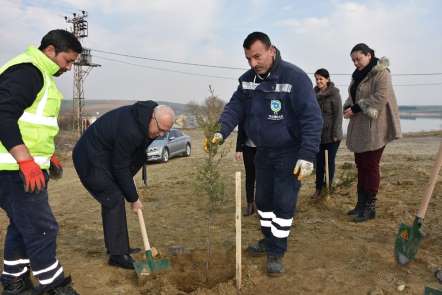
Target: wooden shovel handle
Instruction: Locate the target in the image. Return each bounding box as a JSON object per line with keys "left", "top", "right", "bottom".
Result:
{"left": 137, "top": 208, "right": 151, "bottom": 251}
{"left": 417, "top": 142, "right": 442, "bottom": 219}
{"left": 325, "top": 149, "right": 330, "bottom": 189}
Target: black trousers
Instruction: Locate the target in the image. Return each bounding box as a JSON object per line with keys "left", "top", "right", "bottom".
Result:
{"left": 315, "top": 141, "right": 340, "bottom": 190}
{"left": 100, "top": 199, "right": 130, "bottom": 255}
{"left": 242, "top": 146, "right": 256, "bottom": 203}
{"left": 72, "top": 147, "right": 130, "bottom": 256}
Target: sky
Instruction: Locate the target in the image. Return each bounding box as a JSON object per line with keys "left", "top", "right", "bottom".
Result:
{"left": 1, "top": 0, "right": 441, "bottom": 106}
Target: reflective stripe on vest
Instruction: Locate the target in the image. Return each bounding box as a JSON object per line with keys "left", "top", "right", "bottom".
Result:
{"left": 19, "top": 78, "right": 58, "bottom": 127}
{"left": 0, "top": 46, "right": 61, "bottom": 171}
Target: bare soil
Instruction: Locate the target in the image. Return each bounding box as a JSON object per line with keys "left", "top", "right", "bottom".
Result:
{"left": 1, "top": 129, "right": 442, "bottom": 295}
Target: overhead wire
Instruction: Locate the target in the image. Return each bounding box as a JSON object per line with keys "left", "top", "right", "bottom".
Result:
{"left": 93, "top": 55, "right": 236, "bottom": 80}
{"left": 91, "top": 48, "right": 442, "bottom": 77}
{"left": 92, "top": 49, "right": 246, "bottom": 71}
{"left": 94, "top": 55, "right": 442, "bottom": 87}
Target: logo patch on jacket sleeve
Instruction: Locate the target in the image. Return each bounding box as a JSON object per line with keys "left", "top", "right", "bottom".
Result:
{"left": 268, "top": 99, "right": 284, "bottom": 120}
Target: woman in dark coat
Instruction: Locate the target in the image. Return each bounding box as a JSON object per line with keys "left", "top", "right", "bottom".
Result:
{"left": 311, "top": 68, "right": 343, "bottom": 199}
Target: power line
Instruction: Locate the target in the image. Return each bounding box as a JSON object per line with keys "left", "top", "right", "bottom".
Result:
{"left": 91, "top": 48, "right": 442, "bottom": 76}
{"left": 336, "top": 82, "right": 442, "bottom": 87}
{"left": 95, "top": 55, "right": 442, "bottom": 87}
{"left": 94, "top": 55, "right": 236, "bottom": 80}
{"left": 92, "top": 48, "right": 246, "bottom": 71}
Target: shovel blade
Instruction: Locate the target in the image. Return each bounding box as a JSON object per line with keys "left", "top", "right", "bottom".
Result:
{"left": 424, "top": 287, "right": 442, "bottom": 295}
{"left": 394, "top": 218, "right": 424, "bottom": 265}
{"left": 133, "top": 260, "right": 152, "bottom": 276}
{"left": 149, "top": 258, "right": 171, "bottom": 272}
{"left": 133, "top": 250, "right": 171, "bottom": 276}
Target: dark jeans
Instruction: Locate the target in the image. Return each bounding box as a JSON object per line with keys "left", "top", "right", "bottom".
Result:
{"left": 315, "top": 141, "right": 341, "bottom": 190}
{"left": 242, "top": 146, "right": 256, "bottom": 203}
{"left": 0, "top": 172, "right": 64, "bottom": 287}
{"left": 354, "top": 146, "right": 385, "bottom": 194}
{"left": 255, "top": 147, "right": 300, "bottom": 257}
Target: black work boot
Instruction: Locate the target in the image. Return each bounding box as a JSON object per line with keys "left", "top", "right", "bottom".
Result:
{"left": 246, "top": 239, "right": 267, "bottom": 257}
{"left": 1, "top": 272, "right": 33, "bottom": 295}
{"left": 108, "top": 254, "right": 134, "bottom": 269}
{"left": 31, "top": 276, "right": 78, "bottom": 295}
{"left": 353, "top": 193, "right": 376, "bottom": 223}
{"left": 266, "top": 255, "right": 284, "bottom": 277}
{"left": 347, "top": 190, "right": 366, "bottom": 216}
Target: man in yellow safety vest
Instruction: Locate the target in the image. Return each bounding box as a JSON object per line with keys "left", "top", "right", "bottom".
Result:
{"left": 0, "top": 29, "right": 82, "bottom": 295}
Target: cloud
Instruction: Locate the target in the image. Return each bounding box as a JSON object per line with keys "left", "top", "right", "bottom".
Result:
{"left": 272, "top": 1, "right": 442, "bottom": 104}
{"left": 1, "top": 0, "right": 441, "bottom": 105}
{"left": 275, "top": 17, "right": 330, "bottom": 33}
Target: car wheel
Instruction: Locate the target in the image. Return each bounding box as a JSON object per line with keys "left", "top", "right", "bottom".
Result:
{"left": 184, "top": 143, "right": 191, "bottom": 157}
{"left": 162, "top": 148, "right": 169, "bottom": 162}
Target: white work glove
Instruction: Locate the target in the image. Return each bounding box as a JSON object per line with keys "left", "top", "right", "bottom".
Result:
{"left": 293, "top": 159, "right": 314, "bottom": 181}
{"left": 203, "top": 132, "right": 223, "bottom": 153}
{"left": 211, "top": 132, "right": 223, "bottom": 144}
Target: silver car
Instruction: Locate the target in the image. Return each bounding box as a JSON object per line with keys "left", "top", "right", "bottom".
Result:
{"left": 147, "top": 128, "right": 191, "bottom": 162}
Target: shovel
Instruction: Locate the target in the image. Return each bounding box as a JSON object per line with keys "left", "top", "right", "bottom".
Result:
{"left": 394, "top": 142, "right": 442, "bottom": 265}
{"left": 133, "top": 208, "right": 171, "bottom": 275}
{"left": 424, "top": 286, "right": 442, "bottom": 295}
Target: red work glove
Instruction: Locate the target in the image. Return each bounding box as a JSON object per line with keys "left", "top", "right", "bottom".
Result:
{"left": 49, "top": 154, "right": 63, "bottom": 180}
{"left": 18, "top": 159, "right": 46, "bottom": 193}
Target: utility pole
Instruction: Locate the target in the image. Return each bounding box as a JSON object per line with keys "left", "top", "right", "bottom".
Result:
{"left": 65, "top": 11, "right": 100, "bottom": 135}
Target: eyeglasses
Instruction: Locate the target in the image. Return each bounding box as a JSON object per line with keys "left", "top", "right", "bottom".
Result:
{"left": 153, "top": 113, "right": 169, "bottom": 133}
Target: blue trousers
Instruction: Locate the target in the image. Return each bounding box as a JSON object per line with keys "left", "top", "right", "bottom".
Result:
{"left": 0, "top": 172, "right": 64, "bottom": 287}
{"left": 315, "top": 141, "right": 341, "bottom": 190}
{"left": 255, "top": 147, "right": 300, "bottom": 257}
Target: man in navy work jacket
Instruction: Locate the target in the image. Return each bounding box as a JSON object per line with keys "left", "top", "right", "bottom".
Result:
{"left": 72, "top": 102, "right": 175, "bottom": 269}
{"left": 207, "top": 32, "right": 322, "bottom": 276}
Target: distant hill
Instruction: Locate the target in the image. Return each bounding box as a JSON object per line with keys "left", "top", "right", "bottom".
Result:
{"left": 399, "top": 105, "right": 442, "bottom": 118}
{"left": 399, "top": 105, "right": 442, "bottom": 113}
{"left": 61, "top": 99, "right": 442, "bottom": 118}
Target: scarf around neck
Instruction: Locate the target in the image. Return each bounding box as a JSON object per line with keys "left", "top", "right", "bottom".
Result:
{"left": 350, "top": 57, "right": 378, "bottom": 102}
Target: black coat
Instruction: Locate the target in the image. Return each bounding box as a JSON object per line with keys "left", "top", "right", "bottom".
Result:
{"left": 73, "top": 100, "right": 157, "bottom": 203}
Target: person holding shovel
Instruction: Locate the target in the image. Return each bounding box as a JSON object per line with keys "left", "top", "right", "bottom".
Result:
{"left": 72, "top": 102, "right": 175, "bottom": 269}
{"left": 0, "top": 29, "right": 81, "bottom": 295}
{"left": 311, "top": 68, "right": 343, "bottom": 200}
{"left": 206, "top": 32, "right": 322, "bottom": 276}
{"left": 343, "top": 43, "right": 401, "bottom": 222}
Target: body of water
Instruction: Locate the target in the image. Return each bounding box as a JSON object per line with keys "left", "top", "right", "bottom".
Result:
{"left": 342, "top": 117, "right": 442, "bottom": 134}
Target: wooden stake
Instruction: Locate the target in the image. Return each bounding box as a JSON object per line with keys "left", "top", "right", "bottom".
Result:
{"left": 235, "top": 171, "right": 241, "bottom": 291}
{"left": 325, "top": 149, "right": 330, "bottom": 194}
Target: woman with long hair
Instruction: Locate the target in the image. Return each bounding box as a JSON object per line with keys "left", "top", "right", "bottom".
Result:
{"left": 311, "top": 68, "right": 343, "bottom": 199}
{"left": 343, "top": 43, "right": 401, "bottom": 222}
